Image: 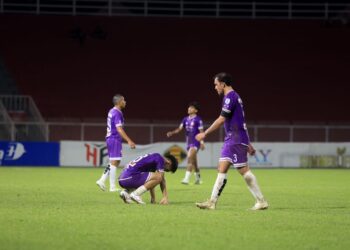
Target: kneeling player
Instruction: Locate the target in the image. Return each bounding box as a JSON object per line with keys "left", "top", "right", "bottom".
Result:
{"left": 118, "top": 153, "right": 178, "bottom": 205}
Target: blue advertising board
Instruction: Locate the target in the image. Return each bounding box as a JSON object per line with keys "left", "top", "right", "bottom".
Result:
{"left": 0, "top": 141, "right": 60, "bottom": 166}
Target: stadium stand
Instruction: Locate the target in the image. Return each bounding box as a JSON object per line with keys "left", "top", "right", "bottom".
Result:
{"left": 0, "top": 56, "right": 17, "bottom": 95}
{"left": 0, "top": 5, "right": 349, "bottom": 142}
{"left": 0, "top": 15, "right": 349, "bottom": 122}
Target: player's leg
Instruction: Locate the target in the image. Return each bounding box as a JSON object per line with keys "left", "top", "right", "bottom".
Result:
{"left": 96, "top": 138, "right": 122, "bottom": 192}
{"left": 196, "top": 160, "right": 230, "bottom": 210}
{"left": 196, "top": 141, "right": 235, "bottom": 210}
{"left": 130, "top": 172, "right": 163, "bottom": 204}
{"left": 96, "top": 164, "right": 109, "bottom": 191}
{"left": 234, "top": 144, "right": 268, "bottom": 210}
{"left": 108, "top": 139, "right": 122, "bottom": 192}
{"left": 118, "top": 172, "right": 133, "bottom": 204}
{"left": 182, "top": 147, "right": 197, "bottom": 184}
{"left": 118, "top": 172, "right": 150, "bottom": 204}
{"left": 96, "top": 138, "right": 112, "bottom": 191}
{"left": 193, "top": 151, "right": 202, "bottom": 184}
{"left": 238, "top": 165, "right": 268, "bottom": 210}
{"left": 107, "top": 138, "right": 122, "bottom": 192}
{"left": 109, "top": 159, "right": 120, "bottom": 192}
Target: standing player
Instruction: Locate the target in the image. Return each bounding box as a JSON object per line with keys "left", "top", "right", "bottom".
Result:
{"left": 96, "top": 94, "right": 136, "bottom": 192}
{"left": 195, "top": 73, "right": 268, "bottom": 210}
{"left": 166, "top": 102, "right": 205, "bottom": 185}
{"left": 118, "top": 153, "right": 178, "bottom": 205}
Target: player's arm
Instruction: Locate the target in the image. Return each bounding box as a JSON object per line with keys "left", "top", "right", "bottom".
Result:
{"left": 159, "top": 173, "right": 168, "bottom": 205}
{"left": 196, "top": 116, "right": 225, "bottom": 141}
{"left": 150, "top": 188, "right": 156, "bottom": 204}
{"left": 248, "top": 143, "right": 256, "bottom": 156}
{"left": 116, "top": 126, "right": 136, "bottom": 149}
{"left": 166, "top": 126, "right": 183, "bottom": 137}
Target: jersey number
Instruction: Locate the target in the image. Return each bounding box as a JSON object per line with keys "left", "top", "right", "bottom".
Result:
{"left": 106, "top": 117, "right": 112, "bottom": 136}
{"left": 127, "top": 154, "right": 149, "bottom": 167}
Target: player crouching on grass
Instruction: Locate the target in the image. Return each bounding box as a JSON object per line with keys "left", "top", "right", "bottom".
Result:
{"left": 118, "top": 153, "right": 178, "bottom": 205}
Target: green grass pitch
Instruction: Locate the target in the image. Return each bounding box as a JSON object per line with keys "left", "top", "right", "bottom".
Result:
{"left": 0, "top": 167, "right": 350, "bottom": 250}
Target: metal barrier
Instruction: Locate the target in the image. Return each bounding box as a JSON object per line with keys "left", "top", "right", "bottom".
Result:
{"left": 1, "top": 121, "right": 350, "bottom": 143}
{"left": 0, "top": 101, "right": 15, "bottom": 140}
{"left": 0, "top": 95, "right": 47, "bottom": 141}
{"left": 0, "top": 0, "right": 349, "bottom": 20}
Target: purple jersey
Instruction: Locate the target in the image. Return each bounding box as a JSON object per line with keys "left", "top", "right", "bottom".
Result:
{"left": 180, "top": 115, "right": 204, "bottom": 147}
{"left": 221, "top": 91, "right": 250, "bottom": 145}
{"left": 106, "top": 107, "right": 124, "bottom": 141}
{"left": 122, "top": 153, "right": 165, "bottom": 176}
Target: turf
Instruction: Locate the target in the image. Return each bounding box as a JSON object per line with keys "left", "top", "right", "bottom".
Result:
{"left": 0, "top": 167, "right": 349, "bottom": 250}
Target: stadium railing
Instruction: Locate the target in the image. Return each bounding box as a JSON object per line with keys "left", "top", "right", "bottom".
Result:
{"left": 1, "top": 121, "right": 350, "bottom": 143}
{"left": 0, "top": 0, "right": 349, "bottom": 20}
{"left": 0, "top": 95, "right": 47, "bottom": 141}
{"left": 0, "top": 101, "right": 15, "bottom": 140}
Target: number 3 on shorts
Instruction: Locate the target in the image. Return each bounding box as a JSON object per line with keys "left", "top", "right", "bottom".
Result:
{"left": 233, "top": 154, "right": 237, "bottom": 162}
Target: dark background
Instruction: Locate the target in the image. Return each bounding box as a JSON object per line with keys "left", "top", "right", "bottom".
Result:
{"left": 0, "top": 14, "right": 349, "bottom": 123}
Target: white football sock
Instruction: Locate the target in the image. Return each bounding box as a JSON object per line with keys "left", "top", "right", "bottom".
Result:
{"left": 109, "top": 164, "right": 117, "bottom": 188}
{"left": 210, "top": 173, "right": 227, "bottom": 203}
{"left": 99, "top": 165, "right": 110, "bottom": 183}
{"left": 132, "top": 185, "right": 147, "bottom": 196}
{"left": 184, "top": 171, "right": 191, "bottom": 181}
{"left": 243, "top": 170, "right": 264, "bottom": 201}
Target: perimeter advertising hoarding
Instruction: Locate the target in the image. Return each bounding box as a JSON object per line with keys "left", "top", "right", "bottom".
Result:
{"left": 60, "top": 141, "right": 350, "bottom": 168}
{"left": 0, "top": 141, "right": 60, "bottom": 166}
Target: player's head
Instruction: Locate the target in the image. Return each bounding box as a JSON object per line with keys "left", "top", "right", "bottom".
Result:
{"left": 214, "top": 72, "right": 233, "bottom": 96}
{"left": 164, "top": 154, "right": 178, "bottom": 173}
{"left": 188, "top": 101, "right": 200, "bottom": 115}
{"left": 112, "top": 94, "right": 126, "bottom": 109}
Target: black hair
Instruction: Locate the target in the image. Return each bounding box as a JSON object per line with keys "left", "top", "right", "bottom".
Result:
{"left": 165, "top": 154, "right": 178, "bottom": 173}
{"left": 188, "top": 101, "right": 200, "bottom": 111}
{"left": 112, "top": 94, "right": 124, "bottom": 105}
{"left": 214, "top": 72, "right": 233, "bottom": 86}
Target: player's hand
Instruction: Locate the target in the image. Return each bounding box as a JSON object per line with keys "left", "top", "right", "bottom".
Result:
{"left": 159, "top": 197, "right": 169, "bottom": 205}
{"left": 248, "top": 143, "right": 256, "bottom": 156}
{"left": 200, "top": 142, "right": 205, "bottom": 151}
{"left": 128, "top": 141, "right": 136, "bottom": 149}
{"left": 166, "top": 131, "right": 173, "bottom": 138}
{"left": 195, "top": 132, "right": 206, "bottom": 141}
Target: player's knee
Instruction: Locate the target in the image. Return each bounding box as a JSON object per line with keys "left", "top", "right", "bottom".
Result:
{"left": 153, "top": 172, "right": 163, "bottom": 183}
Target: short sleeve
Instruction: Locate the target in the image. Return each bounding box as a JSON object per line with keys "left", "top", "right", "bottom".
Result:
{"left": 198, "top": 118, "right": 204, "bottom": 130}
{"left": 114, "top": 113, "right": 124, "bottom": 127}
{"left": 221, "top": 96, "right": 235, "bottom": 118}
{"left": 180, "top": 117, "right": 186, "bottom": 129}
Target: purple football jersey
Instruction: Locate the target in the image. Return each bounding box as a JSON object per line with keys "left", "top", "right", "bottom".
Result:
{"left": 221, "top": 91, "right": 250, "bottom": 145}
{"left": 180, "top": 115, "right": 204, "bottom": 147}
{"left": 122, "top": 153, "right": 165, "bottom": 175}
{"left": 106, "top": 107, "right": 124, "bottom": 141}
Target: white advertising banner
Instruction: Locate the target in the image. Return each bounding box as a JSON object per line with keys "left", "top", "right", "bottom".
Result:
{"left": 60, "top": 141, "right": 214, "bottom": 168}
{"left": 247, "top": 143, "right": 350, "bottom": 168}
{"left": 60, "top": 141, "right": 350, "bottom": 168}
